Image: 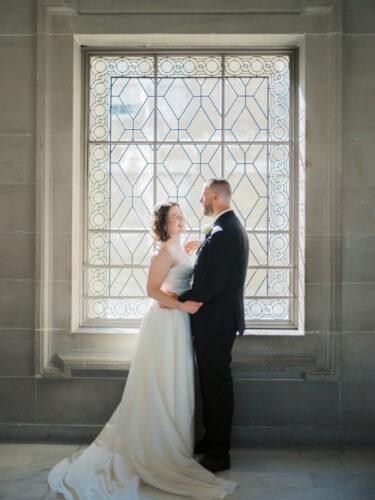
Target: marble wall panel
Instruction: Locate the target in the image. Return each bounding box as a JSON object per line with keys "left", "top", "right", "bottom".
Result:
{"left": 0, "top": 0, "right": 36, "bottom": 35}
{"left": 341, "top": 381, "right": 375, "bottom": 427}
{"left": 0, "top": 330, "right": 34, "bottom": 376}
{"left": 343, "top": 36, "right": 375, "bottom": 87}
{"left": 0, "top": 377, "right": 35, "bottom": 423}
{"left": 342, "top": 332, "right": 375, "bottom": 381}
{"left": 342, "top": 235, "right": 375, "bottom": 283}
{"left": 0, "top": 185, "right": 35, "bottom": 232}
{"left": 233, "top": 380, "right": 339, "bottom": 427}
{"left": 0, "top": 232, "right": 35, "bottom": 280}
{"left": 0, "top": 36, "right": 35, "bottom": 86}
{"left": 342, "top": 136, "right": 375, "bottom": 187}
{"left": 36, "top": 378, "right": 125, "bottom": 424}
{"left": 0, "top": 135, "right": 35, "bottom": 184}
{"left": 342, "top": 186, "right": 375, "bottom": 234}
{"left": 343, "top": 0, "right": 375, "bottom": 34}
{"left": 343, "top": 86, "right": 375, "bottom": 137}
{"left": 0, "top": 279, "right": 35, "bottom": 329}
{"left": 0, "top": 85, "right": 35, "bottom": 135}
{"left": 342, "top": 284, "right": 375, "bottom": 331}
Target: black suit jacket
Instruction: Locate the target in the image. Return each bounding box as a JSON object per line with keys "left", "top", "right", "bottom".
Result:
{"left": 179, "top": 210, "right": 249, "bottom": 339}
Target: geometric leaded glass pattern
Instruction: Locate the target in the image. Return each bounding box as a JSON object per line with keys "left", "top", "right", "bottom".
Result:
{"left": 86, "top": 53, "right": 294, "bottom": 326}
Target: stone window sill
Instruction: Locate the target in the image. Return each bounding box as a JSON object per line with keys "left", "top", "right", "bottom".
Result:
{"left": 55, "top": 350, "right": 316, "bottom": 379}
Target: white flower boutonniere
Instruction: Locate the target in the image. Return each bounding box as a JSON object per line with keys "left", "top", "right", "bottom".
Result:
{"left": 202, "top": 224, "right": 213, "bottom": 236}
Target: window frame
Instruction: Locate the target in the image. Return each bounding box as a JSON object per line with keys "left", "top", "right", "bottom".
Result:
{"left": 81, "top": 47, "right": 299, "bottom": 332}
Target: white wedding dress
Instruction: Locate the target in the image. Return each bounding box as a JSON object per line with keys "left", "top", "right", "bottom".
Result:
{"left": 48, "top": 259, "right": 236, "bottom": 500}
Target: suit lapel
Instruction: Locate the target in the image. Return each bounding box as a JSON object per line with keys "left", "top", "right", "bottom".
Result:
{"left": 195, "top": 211, "right": 235, "bottom": 265}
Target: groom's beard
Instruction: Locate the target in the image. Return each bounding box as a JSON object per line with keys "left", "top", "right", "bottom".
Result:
{"left": 204, "top": 201, "right": 214, "bottom": 216}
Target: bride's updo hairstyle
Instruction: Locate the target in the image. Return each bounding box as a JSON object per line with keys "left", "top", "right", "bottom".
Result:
{"left": 151, "top": 201, "right": 180, "bottom": 242}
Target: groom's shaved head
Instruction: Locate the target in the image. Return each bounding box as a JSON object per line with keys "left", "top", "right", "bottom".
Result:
{"left": 201, "top": 178, "right": 232, "bottom": 217}
{"left": 206, "top": 178, "right": 232, "bottom": 200}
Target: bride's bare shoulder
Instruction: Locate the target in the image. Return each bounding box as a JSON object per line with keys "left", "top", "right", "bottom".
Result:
{"left": 150, "top": 242, "right": 173, "bottom": 264}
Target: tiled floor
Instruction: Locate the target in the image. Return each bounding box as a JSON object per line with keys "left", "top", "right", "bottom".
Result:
{"left": 0, "top": 444, "right": 375, "bottom": 499}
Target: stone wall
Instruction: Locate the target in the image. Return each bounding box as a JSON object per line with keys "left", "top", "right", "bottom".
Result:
{"left": 341, "top": 0, "right": 375, "bottom": 433}
{"left": 0, "top": 0, "right": 374, "bottom": 445}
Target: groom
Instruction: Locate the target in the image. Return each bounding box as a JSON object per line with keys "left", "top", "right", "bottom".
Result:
{"left": 178, "top": 179, "right": 249, "bottom": 473}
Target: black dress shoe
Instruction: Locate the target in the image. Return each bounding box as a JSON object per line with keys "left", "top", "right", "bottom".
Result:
{"left": 199, "top": 455, "right": 231, "bottom": 473}
{"left": 194, "top": 440, "right": 209, "bottom": 454}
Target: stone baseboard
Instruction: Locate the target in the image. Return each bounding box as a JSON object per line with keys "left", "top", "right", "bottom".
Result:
{"left": 1, "top": 423, "right": 375, "bottom": 446}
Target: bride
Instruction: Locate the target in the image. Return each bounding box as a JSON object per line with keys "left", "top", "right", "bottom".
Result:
{"left": 48, "top": 201, "right": 236, "bottom": 499}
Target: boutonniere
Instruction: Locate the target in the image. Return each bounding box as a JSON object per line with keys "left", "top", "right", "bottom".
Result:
{"left": 202, "top": 224, "right": 213, "bottom": 236}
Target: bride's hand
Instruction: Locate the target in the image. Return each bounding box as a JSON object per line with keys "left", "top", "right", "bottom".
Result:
{"left": 158, "top": 290, "right": 178, "bottom": 309}
{"left": 184, "top": 240, "right": 203, "bottom": 255}
{"left": 178, "top": 300, "right": 203, "bottom": 314}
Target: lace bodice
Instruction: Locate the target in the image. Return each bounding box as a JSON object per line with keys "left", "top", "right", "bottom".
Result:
{"left": 163, "top": 259, "right": 194, "bottom": 295}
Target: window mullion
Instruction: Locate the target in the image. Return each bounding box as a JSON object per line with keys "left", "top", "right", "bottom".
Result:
{"left": 153, "top": 54, "right": 158, "bottom": 213}
{"left": 221, "top": 54, "right": 225, "bottom": 178}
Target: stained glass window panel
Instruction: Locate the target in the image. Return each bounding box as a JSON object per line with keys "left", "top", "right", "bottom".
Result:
{"left": 245, "top": 269, "right": 290, "bottom": 297}
{"left": 109, "top": 144, "right": 154, "bottom": 230}
{"left": 157, "top": 144, "right": 221, "bottom": 231}
{"left": 157, "top": 78, "right": 221, "bottom": 142}
{"left": 89, "top": 56, "right": 154, "bottom": 142}
{"left": 110, "top": 78, "right": 154, "bottom": 142}
{"left": 225, "top": 78, "right": 268, "bottom": 142}
{"left": 85, "top": 53, "right": 294, "bottom": 327}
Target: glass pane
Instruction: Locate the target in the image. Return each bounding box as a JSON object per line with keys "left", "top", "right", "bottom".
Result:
{"left": 245, "top": 269, "right": 290, "bottom": 297}
{"left": 89, "top": 232, "right": 153, "bottom": 266}
{"left": 247, "top": 233, "right": 268, "bottom": 266}
{"left": 109, "top": 233, "right": 153, "bottom": 266}
{"left": 156, "top": 144, "right": 221, "bottom": 230}
{"left": 158, "top": 56, "right": 222, "bottom": 77}
{"left": 268, "top": 145, "right": 289, "bottom": 231}
{"left": 225, "top": 78, "right": 268, "bottom": 141}
{"left": 88, "top": 268, "right": 108, "bottom": 297}
{"left": 88, "top": 298, "right": 152, "bottom": 320}
{"left": 247, "top": 233, "right": 289, "bottom": 267}
{"left": 110, "top": 78, "right": 154, "bottom": 141}
{"left": 225, "top": 55, "right": 290, "bottom": 142}
{"left": 225, "top": 144, "right": 268, "bottom": 230}
{"left": 90, "top": 56, "right": 154, "bottom": 142}
{"left": 88, "top": 267, "right": 148, "bottom": 297}
{"left": 109, "top": 144, "right": 154, "bottom": 230}
{"left": 268, "top": 233, "right": 290, "bottom": 266}
{"left": 88, "top": 144, "right": 110, "bottom": 231}
{"left": 88, "top": 232, "right": 109, "bottom": 265}
{"left": 157, "top": 78, "right": 221, "bottom": 141}
{"left": 244, "top": 298, "right": 290, "bottom": 321}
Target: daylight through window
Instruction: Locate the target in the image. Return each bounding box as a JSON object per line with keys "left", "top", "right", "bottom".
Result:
{"left": 85, "top": 52, "right": 296, "bottom": 329}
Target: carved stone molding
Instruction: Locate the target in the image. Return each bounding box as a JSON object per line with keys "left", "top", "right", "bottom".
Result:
{"left": 35, "top": 0, "right": 343, "bottom": 381}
